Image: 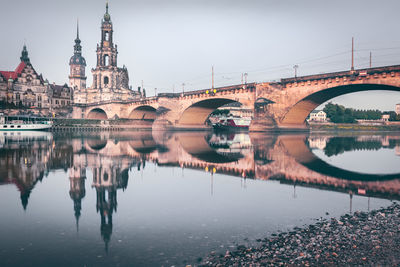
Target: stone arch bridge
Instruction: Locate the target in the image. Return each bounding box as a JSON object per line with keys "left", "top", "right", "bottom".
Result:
{"left": 72, "top": 65, "right": 400, "bottom": 130}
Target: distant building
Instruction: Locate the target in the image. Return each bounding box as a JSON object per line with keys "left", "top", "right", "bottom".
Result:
{"left": 72, "top": 3, "right": 141, "bottom": 105}
{"left": 308, "top": 110, "right": 327, "bottom": 122}
{"left": 49, "top": 83, "right": 73, "bottom": 109}
{"left": 0, "top": 46, "right": 50, "bottom": 113}
{"left": 0, "top": 46, "right": 73, "bottom": 117}
{"left": 381, "top": 114, "right": 390, "bottom": 122}
{"left": 396, "top": 103, "right": 400, "bottom": 115}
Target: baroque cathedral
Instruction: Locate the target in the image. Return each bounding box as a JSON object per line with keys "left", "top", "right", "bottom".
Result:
{"left": 71, "top": 3, "right": 140, "bottom": 104}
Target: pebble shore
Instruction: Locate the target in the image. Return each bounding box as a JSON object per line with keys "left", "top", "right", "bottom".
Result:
{"left": 200, "top": 202, "right": 400, "bottom": 266}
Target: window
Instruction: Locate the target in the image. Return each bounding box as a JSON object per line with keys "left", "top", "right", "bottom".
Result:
{"left": 104, "top": 55, "right": 109, "bottom": 66}
{"left": 105, "top": 31, "right": 110, "bottom": 41}
{"left": 104, "top": 76, "right": 109, "bottom": 86}
{"left": 61, "top": 100, "right": 65, "bottom": 106}
{"left": 16, "top": 93, "right": 20, "bottom": 100}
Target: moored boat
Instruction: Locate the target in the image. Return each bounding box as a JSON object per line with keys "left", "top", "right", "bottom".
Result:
{"left": 212, "top": 115, "right": 251, "bottom": 131}
{"left": 0, "top": 113, "right": 52, "bottom": 131}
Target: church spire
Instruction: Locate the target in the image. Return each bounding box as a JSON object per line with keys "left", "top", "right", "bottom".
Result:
{"left": 104, "top": 1, "right": 111, "bottom": 22}
{"left": 77, "top": 19, "right": 79, "bottom": 40}
{"left": 74, "top": 20, "right": 82, "bottom": 54}
{"left": 69, "top": 20, "right": 87, "bottom": 91}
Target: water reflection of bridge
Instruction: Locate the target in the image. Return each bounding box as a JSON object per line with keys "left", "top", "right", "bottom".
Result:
{"left": 67, "top": 131, "right": 400, "bottom": 204}
{"left": 2, "top": 131, "right": 400, "bottom": 208}
{"left": 1, "top": 131, "right": 400, "bottom": 250}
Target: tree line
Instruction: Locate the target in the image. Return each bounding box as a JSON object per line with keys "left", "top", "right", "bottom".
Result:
{"left": 322, "top": 102, "right": 400, "bottom": 123}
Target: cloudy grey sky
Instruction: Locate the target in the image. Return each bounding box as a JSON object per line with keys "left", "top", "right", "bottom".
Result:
{"left": 1, "top": 0, "right": 400, "bottom": 110}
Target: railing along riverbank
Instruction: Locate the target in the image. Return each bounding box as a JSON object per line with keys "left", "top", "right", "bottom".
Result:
{"left": 50, "top": 118, "right": 153, "bottom": 132}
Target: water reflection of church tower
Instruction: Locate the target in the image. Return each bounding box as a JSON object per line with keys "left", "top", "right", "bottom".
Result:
{"left": 92, "top": 165, "right": 129, "bottom": 251}
{"left": 69, "top": 166, "right": 86, "bottom": 231}
{"left": 96, "top": 185, "right": 116, "bottom": 252}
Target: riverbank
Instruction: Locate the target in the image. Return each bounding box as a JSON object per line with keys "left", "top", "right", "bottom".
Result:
{"left": 200, "top": 202, "right": 400, "bottom": 266}
{"left": 311, "top": 123, "right": 400, "bottom": 131}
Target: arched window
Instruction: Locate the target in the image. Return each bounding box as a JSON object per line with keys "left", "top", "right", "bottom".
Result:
{"left": 104, "top": 76, "right": 109, "bottom": 86}
{"left": 104, "top": 55, "right": 109, "bottom": 66}
{"left": 105, "top": 31, "right": 109, "bottom": 41}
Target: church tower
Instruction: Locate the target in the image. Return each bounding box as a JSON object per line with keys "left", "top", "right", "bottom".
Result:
{"left": 71, "top": 2, "right": 138, "bottom": 106}
{"left": 91, "top": 2, "right": 130, "bottom": 102}
{"left": 69, "top": 21, "right": 87, "bottom": 91}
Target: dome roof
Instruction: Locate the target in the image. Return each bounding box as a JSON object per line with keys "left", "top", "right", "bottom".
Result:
{"left": 69, "top": 54, "right": 86, "bottom": 66}
{"left": 104, "top": 13, "right": 110, "bottom": 22}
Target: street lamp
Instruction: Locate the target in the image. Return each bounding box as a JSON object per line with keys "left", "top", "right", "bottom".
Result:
{"left": 293, "top": 65, "right": 299, "bottom": 78}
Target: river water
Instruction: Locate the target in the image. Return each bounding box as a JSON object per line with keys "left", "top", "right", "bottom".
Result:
{"left": 0, "top": 131, "right": 399, "bottom": 266}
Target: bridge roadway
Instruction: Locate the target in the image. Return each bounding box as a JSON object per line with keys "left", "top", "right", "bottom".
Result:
{"left": 73, "top": 65, "right": 400, "bottom": 130}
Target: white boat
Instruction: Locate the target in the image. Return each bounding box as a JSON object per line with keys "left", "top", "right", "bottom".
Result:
{"left": 0, "top": 113, "right": 52, "bottom": 131}
{"left": 212, "top": 115, "right": 252, "bottom": 131}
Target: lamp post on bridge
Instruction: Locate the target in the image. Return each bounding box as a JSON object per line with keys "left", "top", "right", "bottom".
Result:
{"left": 293, "top": 65, "right": 299, "bottom": 78}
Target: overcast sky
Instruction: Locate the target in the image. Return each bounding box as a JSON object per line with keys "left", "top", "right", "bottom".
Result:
{"left": 1, "top": 0, "right": 400, "bottom": 110}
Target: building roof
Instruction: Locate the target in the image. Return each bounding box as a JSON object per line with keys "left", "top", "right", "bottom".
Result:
{"left": 0, "top": 61, "right": 27, "bottom": 80}
{"left": 310, "top": 110, "right": 325, "bottom": 114}
{"left": 50, "top": 83, "right": 71, "bottom": 97}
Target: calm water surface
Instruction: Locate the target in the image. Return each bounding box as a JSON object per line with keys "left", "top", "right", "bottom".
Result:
{"left": 0, "top": 131, "right": 399, "bottom": 266}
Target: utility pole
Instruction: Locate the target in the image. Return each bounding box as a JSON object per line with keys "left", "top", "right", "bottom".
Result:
{"left": 293, "top": 65, "right": 299, "bottom": 78}
{"left": 351, "top": 37, "right": 354, "bottom": 71}
{"left": 212, "top": 65, "right": 214, "bottom": 89}
{"left": 369, "top": 52, "right": 372, "bottom": 68}
{"left": 244, "top": 73, "right": 248, "bottom": 85}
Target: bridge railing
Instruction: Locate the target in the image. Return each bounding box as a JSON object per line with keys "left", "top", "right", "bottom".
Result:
{"left": 281, "top": 64, "right": 400, "bottom": 84}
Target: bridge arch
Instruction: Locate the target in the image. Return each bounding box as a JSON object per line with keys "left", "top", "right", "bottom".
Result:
{"left": 87, "top": 139, "right": 108, "bottom": 151}
{"left": 179, "top": 133, "right": 244, "bottom": 163}
{"left": 281, "top": 136, "right": 400, "bottom": 181}
{"left": 87, "top": 108, "right": 108, "bottom": 120}
{"left": 281, "top": 84, "right": 400, "bottom": 125}
{"left": 128, "top": 105, "right": 157, "bottom": 120}
{"left": 178, "top": 98, "right": 245, "bottom": 126}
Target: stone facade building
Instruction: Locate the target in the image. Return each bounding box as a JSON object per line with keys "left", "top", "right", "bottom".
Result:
{"left": 50, "top": 83, "right": 73, "bottom": 109}
{"left": 0, "top": 46, "right": 73, "bottom": 117}
{"left": 72, "top": 3, "right": 140, "bottom": 106}
{"left": 0, "top": 46, "right": 50, "bottom": 112}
